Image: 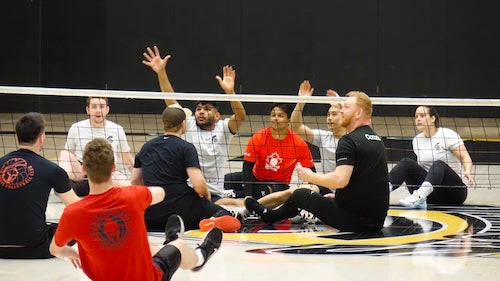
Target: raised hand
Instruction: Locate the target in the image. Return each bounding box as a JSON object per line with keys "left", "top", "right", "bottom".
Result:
{"left": 298, "top": 80, "right": 314, "bottom": 97}
{"left": 326, "top": 89, "right": 339, "bottom": 97}
{"left": 215, "top": 65, "right": 236, "bottom": 94}
{"left": 142, "top": 46, "right": 171, "bottom": 74}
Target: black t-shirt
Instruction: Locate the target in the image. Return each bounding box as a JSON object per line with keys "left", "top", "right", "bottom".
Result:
{"left": 134, "top": 135, "right": 200, "bottom": 188}
{"left": 134, "top": 135, "right": 202, "bottom": 214}
{"left": 0, "top": 149, "right": 71, "bottom": 246}
{"left": 335, "top": 125, "right": 389, "bottom": 219}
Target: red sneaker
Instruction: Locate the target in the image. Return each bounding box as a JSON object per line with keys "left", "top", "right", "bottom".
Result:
{"left": 199, "top": 215, "right": 241, "bottom": 233}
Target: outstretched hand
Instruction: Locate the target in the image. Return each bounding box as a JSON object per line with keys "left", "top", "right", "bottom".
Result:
{"left": 142, "top": 46, "right": 171, "bottom": 74}
{"left": 326, "top": 89, "right": 339, "bottom": 97}
{"left": 326, "top": 89, "right": 341, "bottom": 108}
{"left": 298, "top": 80, "right": 314, "bottom": 97}
{"left": 215, "top": 65, "right": 236, "bottom": 94}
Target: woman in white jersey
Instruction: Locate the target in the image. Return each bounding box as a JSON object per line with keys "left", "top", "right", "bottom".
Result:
{"left": 390, "top": 106, "right": 475, "bottom": 209}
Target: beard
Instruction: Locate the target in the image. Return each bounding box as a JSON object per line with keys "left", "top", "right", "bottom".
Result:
{"left": 341, "top": 115, "right": 351, "bottom": 127}
{"left": 196, "top": 116, "right": 216, "bottom": 130}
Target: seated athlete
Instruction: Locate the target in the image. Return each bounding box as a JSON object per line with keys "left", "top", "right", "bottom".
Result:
{"left": 50, "top": 138, "right": 223, "bottom": 280}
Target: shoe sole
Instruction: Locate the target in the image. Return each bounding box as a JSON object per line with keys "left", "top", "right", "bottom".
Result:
{"left": 192, "top": 228, "right": 223, "bottom": 272}
{"left": 165, "top": 215, "right": 185, "bottom": 244}
{"left": 398, "top": 200, "right": 427, "bottom": 209}
{"left": 199, "top": 215, "right": 241, "bottom": 232}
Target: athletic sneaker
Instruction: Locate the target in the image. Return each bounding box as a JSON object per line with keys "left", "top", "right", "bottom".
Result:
{"left": 223, "top": 205, "right": 250, "bottom": 221}
{"left": 220, "top": 189, "right": 237, "bottom": 198}
{"left": 199, "top": 215, "right": 241, "bottom": 232}
{"left": 289, "top": 209, "right": 320, "bottom": 224}
{"left": 192, "top": 227, "right": 223, "bottom": 272}
{"left": 164, "top": 214, "right": 185, "bottom": 245}
{"left": 399, "top": 191, "right": 427, "bottom": 209}
{"left": 244, "top": 196, "right": 271, "bottom": 222}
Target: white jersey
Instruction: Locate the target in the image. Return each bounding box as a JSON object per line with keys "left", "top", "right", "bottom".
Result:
{"left": 412, "top": 127, "right": 464, "bottom": 175}
{"left": 184, "top": 116, "right": 234, "bottom": 197}
{"left": 65, "top": 119, "right": 131, "bottom": 164}
{"left": 311, "top": 129, "right": 340, "bottom": 173}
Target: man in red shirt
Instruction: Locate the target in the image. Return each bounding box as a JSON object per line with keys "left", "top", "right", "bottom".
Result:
{"left": 49, "top": 138, "right": 222, "bottom": 281}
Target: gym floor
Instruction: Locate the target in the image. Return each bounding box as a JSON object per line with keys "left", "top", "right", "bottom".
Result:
{"left": 1, "top": 185, "right": 499, "bottom": 281}
{"left": 1, "top": 113, "right": 499, "bottom": 280}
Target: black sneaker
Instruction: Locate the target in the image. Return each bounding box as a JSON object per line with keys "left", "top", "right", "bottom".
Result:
{"left": 192, "top": 227, "right": 223, "bottom": 272}
{"left": 244, "top": 197, "right": 267, "bottom": 217}
{"left": 164, "top": 215, "right": 185, "bottom": 245}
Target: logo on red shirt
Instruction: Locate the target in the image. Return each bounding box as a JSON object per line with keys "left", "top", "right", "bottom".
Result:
{"left": 90, "top": 210, "right": 130, "bottom": 250}
{"left": 265, "top": 151, "right": 282, "bottom": 172}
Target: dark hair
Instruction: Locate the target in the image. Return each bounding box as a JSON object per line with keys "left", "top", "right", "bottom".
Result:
{"left": 15, "top": 112, "right": 45, "bottom": 145}
{"left": 419, "top": 105, "right": 440, "bottom": 128}
{"left": 196, "top": 101, "right": 218, "bottom": 110}
{"left": 82, "top": 138, "right": 114, "bottom": 183}
{"left": 86, "top": 97, "right": 109, "bottom": 106}
{"left": 270, "top": 103, "right": 293, "bottom": 118}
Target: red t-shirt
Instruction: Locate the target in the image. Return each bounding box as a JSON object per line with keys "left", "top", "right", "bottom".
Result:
{"left": 243, "top": 127, "right": 314, "bottom": 184}
{"left": 54, "top": 186, "right": 163, "bottom": 281}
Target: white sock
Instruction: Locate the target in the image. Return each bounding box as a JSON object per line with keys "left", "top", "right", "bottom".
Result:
{"left": 417, "top": 182, "right": 434, "bottom": 198}
{"left": 388, "top": 182, "right": 393, "bottom": 192}
{"left": 194, "top": 248, "right": 205, "bottom": 267}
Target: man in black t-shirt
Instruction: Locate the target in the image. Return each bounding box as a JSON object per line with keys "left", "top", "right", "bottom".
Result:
{"left": 131, "top": 106, "right": 240, "bottom": 232}
{"left": 245, "top": 92, "right": 389, "bottom": 232}
{"left": 0, "top": 112, "right": 79, "bottom": 259}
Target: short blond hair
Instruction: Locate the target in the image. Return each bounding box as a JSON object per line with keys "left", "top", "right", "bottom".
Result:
{"left": 346, "top": 91, "right": 372, "bottom": 117}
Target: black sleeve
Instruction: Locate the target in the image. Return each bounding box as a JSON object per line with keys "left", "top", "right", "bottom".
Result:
{"left": 242, "top": 160, "right": 257, "bottom": 197}
{"left": 242, "top": 160, "right": 255, "bottom": 182}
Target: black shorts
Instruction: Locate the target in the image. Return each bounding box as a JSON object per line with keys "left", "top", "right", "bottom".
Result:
{"left": 71, "top": 179, "right": 90, "bottom": 197}
{"left": 0, "top": 223, "right": 58, "bottom": 259}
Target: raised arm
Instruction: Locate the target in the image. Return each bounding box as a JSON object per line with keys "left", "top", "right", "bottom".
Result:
{"left": 290, "top": 80, "right": 315, "bottom": 143}
{"left": 452, "top": 144, "right": 475, "bottom": 185}
{"left": 142, "top": 46, "right": 176, "bottom": 106}
{"left": 216, "top": 65, "right": 246, "bottom": 134}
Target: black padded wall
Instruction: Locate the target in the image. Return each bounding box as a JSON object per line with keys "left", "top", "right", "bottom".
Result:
{"left": 1, "top": 0, "right": 41, "bottom": 86}
{"left": 447, "top": 0, "right": 500, "bottom": 98}
{"left": 309, "top": 1, "right": 378, "bottom": 97}
{"left": 378, "top": 0, "right": 448, "bottom": 98}
{"left": 1, "top": 0, "right": 499, "bottom": 114}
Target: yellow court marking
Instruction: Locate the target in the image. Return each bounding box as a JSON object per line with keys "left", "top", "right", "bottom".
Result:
{"left": 186, "top": 209, "right": 469, "bottom": 246}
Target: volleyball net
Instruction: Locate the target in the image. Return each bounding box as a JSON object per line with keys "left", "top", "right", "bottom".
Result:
{"left": 0, "top": 86, "right": 499, "bottom": 193}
